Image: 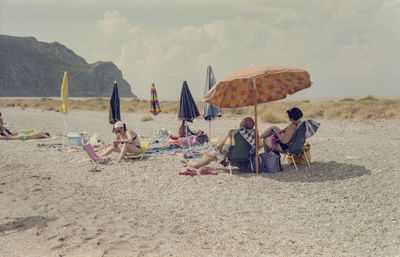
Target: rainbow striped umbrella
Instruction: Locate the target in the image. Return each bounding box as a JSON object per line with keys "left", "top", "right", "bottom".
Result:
{"left": 150, "top": 83, "right": 161, "bottom": 116}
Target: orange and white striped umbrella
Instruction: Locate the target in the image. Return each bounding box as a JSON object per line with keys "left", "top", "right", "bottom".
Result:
{"left": 204, "top": 65, "right": 312, "bottom": 108}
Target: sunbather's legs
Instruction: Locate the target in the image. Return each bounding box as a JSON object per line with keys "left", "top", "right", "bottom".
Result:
{"left": 215, "top": 129, "right": 236, "bottom": 150}
{"left": 0, "top": 132, "right": 50, "bottom": 140}
{"left": 260, "top": 126, "right": 280, "bottom": 138}
{"left": 100, "top": 145, "right": 120, "bottom": 156}
{"left": 116, "top": 143, "right": 142, "bottom": 163}
{"left": 187, "top": 153, "right": 215, "bottom": 169}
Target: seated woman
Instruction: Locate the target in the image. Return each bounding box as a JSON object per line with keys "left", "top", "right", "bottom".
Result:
{"left": 186, "top": 117, "right": 255, "bottom": 169}
{"left": 100, "top": 121, "right": 142, "bottom": 163}
{"left": 260, "top": 107, "right": 303, "bottom": 153}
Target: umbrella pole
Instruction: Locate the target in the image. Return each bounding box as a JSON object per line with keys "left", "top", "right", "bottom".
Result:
{"left": 209, "top": 120, "right": 211, "bottom": 140}
{"left": 253, "top": 78, "right": 259, "bottom": 174}
{"left": 63, "top": 114, "right": 68, "bottom": 147}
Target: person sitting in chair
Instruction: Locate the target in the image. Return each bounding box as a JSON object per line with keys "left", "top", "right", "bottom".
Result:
{"left": 185, "top": 117, "right": 255, "bottom": 169}
{"left": 100, "top": 121, "right": 142, "bottom": 163}
{"left": 260, "top": 107, "right": 303, "bottom": 153}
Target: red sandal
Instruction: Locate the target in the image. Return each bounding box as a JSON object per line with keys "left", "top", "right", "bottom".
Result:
{"left": 178, "top": 169, "right": 197, "bottom": 176}
{"left": 199, "top": 167, "right": 218, "bottom": 175}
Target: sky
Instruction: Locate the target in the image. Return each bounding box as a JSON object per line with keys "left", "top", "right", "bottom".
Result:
{"left": 0, "top": 0, "right": 399, "bottom": 100}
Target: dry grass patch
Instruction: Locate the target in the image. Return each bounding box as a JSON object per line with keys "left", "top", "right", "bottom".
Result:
{"left": 1, "top": 96, "right": 399, "bottom": 122}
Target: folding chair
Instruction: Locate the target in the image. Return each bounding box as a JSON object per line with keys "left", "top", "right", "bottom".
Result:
{"left": 125, "top": 140, "right": 151, "bottom": 160}
{"left": 223, "top": 130, "right": 254, "bottom": 175}
{"left": 282, "top": 121, "right": 310, "bottom": 170}
{"left": 83, "top": 144, "right": 109, "bottom": 171}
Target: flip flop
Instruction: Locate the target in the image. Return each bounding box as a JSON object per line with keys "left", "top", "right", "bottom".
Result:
{"left": 178, "top": 169, "right": 197, "bottom": 176}
{"left": 199, "top": 167, "right": 218, "bottom": 175}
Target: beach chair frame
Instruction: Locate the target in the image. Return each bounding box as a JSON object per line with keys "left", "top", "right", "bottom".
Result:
{"left": 282, "top": 121, "right": 311, "bottom": 171}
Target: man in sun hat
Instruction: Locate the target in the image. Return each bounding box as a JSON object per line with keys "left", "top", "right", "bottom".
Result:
{"left": 100, "top": 121, "right": 142, "bottom": 163}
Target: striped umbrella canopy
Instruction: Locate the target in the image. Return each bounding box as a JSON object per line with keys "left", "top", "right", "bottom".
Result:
{"left": 109, "top": 81, "right": 121, "bottom": 124}
{"left": 204, "top": 65, "right": 312, "bottom": 173}
{"left": 150, "top": 83, "right": 161, "bottom": 116}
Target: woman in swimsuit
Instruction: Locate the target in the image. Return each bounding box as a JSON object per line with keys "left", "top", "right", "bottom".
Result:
{"left": 0, "top": 131, "right": 51, "bottom": 140}
{"left": 100, "top": 121, "right": 142, "bottom": 163}
{"left": 260, "top": 107, "right": 303, "bottom": 153}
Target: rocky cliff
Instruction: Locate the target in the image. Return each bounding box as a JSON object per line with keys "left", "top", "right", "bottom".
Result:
{"left": 0, "top": 34, "right": 135, "bottom": 97}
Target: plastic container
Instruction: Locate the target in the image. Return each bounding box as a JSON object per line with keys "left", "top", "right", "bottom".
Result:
{"left": 67, "top": 132, "right": 84, "bottom": 147}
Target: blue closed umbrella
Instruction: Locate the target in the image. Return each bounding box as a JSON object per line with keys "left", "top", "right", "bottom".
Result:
{"left": 178, "top": 81, "right": 200, "bottom": 123}
{"left": 109, "top": 81, "right": 121, "bottom": 124}
{"left": 203, "top": 65, "right": 221, "bottom": 138}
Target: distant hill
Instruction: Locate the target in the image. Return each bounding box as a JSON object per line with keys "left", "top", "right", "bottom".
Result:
{"left": 0, "top": 34, "right": 135, "bottom": 97}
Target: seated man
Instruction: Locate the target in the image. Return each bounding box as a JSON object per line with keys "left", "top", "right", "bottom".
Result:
{"left": 100, "top": 121, "right": 142, "bottom": 163}
{"left": 260, "top": 107, "right": 303, "bottom": 153}
{"left": 186, "top": 117, "right": 255, "bottom": 169}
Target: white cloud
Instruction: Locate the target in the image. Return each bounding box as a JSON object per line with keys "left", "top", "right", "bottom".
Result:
{"left": 1, "top": 0, "right": 399, "bottom": 99}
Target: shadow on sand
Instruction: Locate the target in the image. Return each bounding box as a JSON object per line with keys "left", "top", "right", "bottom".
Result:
{"left": 226, "top": 161, "right": 371, "bottom": 183}
{"left": 0, "top": 216, "right": 57, "bottom": 235}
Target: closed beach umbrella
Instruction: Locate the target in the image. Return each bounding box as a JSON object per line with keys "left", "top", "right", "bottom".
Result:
{"left": 204, "top": 65, "right": 312, "bottom": 173}
{"left": 204, "top": 65, "right": 221, "bottom": 120}
{"left": 109, "top": 81, "right": 121, "bottom": 124}
{"left": 59, "top": 71, "right": 68, "bottom": 115}
{"left": 150, "top": 83, "right": 161, "bottom": 116}
{"left": 59, "top": 71, "right": 68, "bottom": 146}
{"left": 203, "top": 65, "right": 221, "bottom": 138}
{"left": 178, "top": 81, "right": 200, "bottom": 123}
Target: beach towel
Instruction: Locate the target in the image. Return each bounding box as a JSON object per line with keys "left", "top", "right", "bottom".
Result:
{"left": 238, "top": 128, "right": 256, "bottom": 153}
{"left": 304, "top": 120, "right": 320, "bottom": 138}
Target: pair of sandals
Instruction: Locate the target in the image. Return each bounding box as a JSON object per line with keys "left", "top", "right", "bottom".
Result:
{"left": 179, "top": 167, "right": 218, "bottom": 176}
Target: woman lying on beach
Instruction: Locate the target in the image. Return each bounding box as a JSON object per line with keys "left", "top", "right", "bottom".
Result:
{"left": 0, "top": 131, "right": 51, "bottom": 140}
{"left": 100, "top": 121, "right": 142, "bottom": 163}
{"left": 260, "top": 107, "right": 303, "bottom": 153}
{"left": 185, "top": 117, "right": 255, "bottom": 169}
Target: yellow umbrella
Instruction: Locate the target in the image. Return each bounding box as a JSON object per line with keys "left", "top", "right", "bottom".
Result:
{"left": 60, "top": 71, "right": 68, "bottom": 115}
{"left": 204, "top": 65, "right": 312, "bottom": 174}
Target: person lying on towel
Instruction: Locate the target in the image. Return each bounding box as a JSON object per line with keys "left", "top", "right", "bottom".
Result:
{"left": 99, "top": 121, "right": 142, "bottom": 163}
{"left": 0, "top": 130, "right": 51, "bottom": 140}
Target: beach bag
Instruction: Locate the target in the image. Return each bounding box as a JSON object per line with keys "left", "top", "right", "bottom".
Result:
{"left": 260, "top": 152, "right": 282, "bottom": 173}
{"left": 240, "top": 155, "right": 269, "bottom": 173}
{"left": 287, "top": 142, "right": 311, "bottom": 165}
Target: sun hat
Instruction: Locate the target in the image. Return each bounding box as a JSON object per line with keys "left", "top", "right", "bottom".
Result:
{"left": 114, "top": 121, "right": 124, "bottom": 129}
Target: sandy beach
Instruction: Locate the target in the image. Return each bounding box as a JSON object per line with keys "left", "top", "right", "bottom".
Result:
{"left": 1, "top": 107, "right": 400, "bottom": 257}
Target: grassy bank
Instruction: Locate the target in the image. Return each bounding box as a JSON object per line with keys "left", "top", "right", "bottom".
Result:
{"left": 1, "top": 96, "right": 399, "bottom": 122}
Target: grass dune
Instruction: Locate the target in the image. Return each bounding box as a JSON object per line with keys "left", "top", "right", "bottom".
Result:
{"left": 1, "top": 96, "right": 399, "bottom": 122}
